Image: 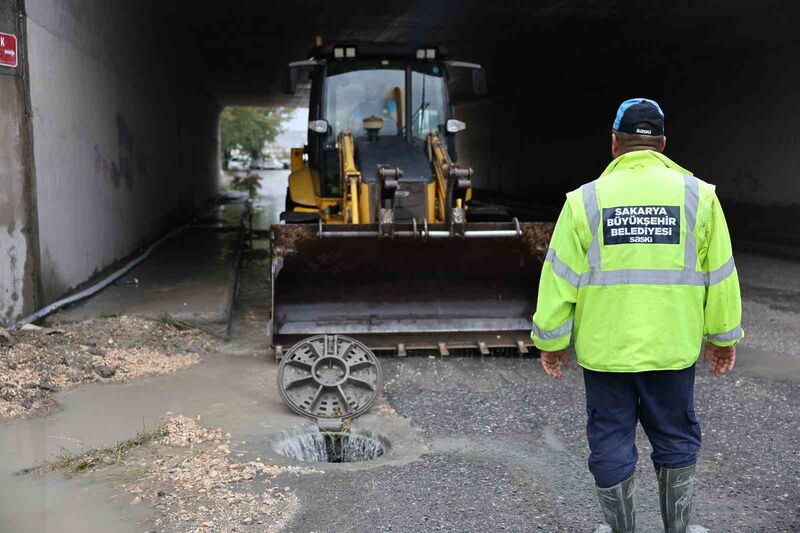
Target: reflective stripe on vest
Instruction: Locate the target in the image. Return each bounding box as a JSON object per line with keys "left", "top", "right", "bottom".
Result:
{"left": 577, "top": 175, "right": 734, "bottom": 287}
{"left": 532, "top": 318, "right": 573, "bottom": 340}
{"left": 707, "top": 324, "right": 743, "bottom": 343}
{"left": 544, "top": 248, "right": 581, "bottom": 287}
{"left": 544, "top": 247, "right": 734, "bottom": 288}
{"left": 683, "top": 174, "right": 699, "bottom": 275}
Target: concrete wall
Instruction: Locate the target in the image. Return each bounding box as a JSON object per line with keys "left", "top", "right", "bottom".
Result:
{"left": 0, "top": 0, "right": 39, "bottom": 325}
{"left": 25, "top": 0, "right": 219, "bottom": 303}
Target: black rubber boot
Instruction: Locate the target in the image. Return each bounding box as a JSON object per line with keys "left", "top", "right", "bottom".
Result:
{"left": 657, "top": 464, "right": 707, "bottom": 533}
{"left": 594, "top": 474, "right": 636, "bottom": 533}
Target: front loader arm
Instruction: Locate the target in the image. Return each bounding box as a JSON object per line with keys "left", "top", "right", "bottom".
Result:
{"left": 338, "top": 132, "right": 363, "bottom": 223}
{"left": 427, "top": 133, "right": 473, "bottom": 225}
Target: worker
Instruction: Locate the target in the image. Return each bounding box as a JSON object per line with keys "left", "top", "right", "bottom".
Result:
{"left": 531, "top": 98, "right": 742, "bottom": 532}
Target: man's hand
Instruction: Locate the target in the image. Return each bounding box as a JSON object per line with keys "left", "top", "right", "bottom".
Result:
{"left": 540, "top": 349, "right": 569, "bottom": 379}
{"left": 703, "top": 342, "right": 736, "bottom": 376}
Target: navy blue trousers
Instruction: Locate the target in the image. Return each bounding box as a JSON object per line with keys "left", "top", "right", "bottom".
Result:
{"left": 583, "top": 364, "right": 702, "bottom": 488}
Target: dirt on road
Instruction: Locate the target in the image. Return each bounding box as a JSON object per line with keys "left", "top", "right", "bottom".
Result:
{"left": 0, "top": 315, "right": 220, "bottom": 420}
{"left": 116, "top": 415, "right": 321, "bottom": 532}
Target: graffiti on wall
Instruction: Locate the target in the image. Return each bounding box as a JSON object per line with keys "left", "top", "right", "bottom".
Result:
{"left": 111, "top": 113, "right": 133, "bottom": 188}
{"left": 94, "top": 113, "right": 150, "bottom": 189}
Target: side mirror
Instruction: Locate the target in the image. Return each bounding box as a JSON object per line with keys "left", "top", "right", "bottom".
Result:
{"left": 444, "top": 61, "right": 488, "bottom": 97}
{"left": 308, "top": 120, "right": 329, "bottom": 134}
{"left": 446, "top": 119, "right": 466, "bottom": 133}
{"left": 283, "top": 66, "right": 298, "bottom": 95}
{"left": 472, "top": 69, "right": 487, "bottom": 96}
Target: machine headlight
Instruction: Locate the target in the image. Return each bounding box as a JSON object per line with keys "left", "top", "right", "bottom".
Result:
{"left": 417, "top": 48, "right": 437, "bottom": 60}
{"left": 446, "top": 119, "right": 466, "bottom": 133}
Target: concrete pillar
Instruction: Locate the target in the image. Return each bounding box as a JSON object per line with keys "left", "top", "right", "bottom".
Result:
{"left": 0, "top": 0, "right": 39, "bottom": 326}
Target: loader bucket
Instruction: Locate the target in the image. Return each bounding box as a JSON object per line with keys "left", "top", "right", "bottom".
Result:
{"left": 269, "top": 221, "right": 554, "bottom": 356}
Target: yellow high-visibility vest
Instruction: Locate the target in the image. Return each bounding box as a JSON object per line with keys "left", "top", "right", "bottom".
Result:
{"left": 531, "top": 150, "right": 743, "bottom": 372}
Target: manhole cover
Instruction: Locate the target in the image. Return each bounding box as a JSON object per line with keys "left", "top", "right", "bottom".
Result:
{"left": 277, "top": 335, "right": 383, "bottom": 420}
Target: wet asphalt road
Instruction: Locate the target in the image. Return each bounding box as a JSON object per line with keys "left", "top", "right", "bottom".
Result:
{"left": 284, "top": 252, "right": 800, "bottom": 532}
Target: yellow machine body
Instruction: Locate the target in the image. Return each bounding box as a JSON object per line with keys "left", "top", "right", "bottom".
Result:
{"left": 286, "top": 133, "right": 469, "bottom": 225}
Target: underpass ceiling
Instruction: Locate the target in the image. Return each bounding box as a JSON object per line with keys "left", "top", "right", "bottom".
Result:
{"left": 154, "top": 0, "right": 800, "bottom": 107}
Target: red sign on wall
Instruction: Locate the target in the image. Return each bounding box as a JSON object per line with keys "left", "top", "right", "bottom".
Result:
{"left": 0, "top": 32, "right": 18, "bottom": 68}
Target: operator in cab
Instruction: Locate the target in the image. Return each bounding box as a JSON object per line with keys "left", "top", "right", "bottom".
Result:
{"left": 348, "top": 80, "right": 399, "bottom": 135}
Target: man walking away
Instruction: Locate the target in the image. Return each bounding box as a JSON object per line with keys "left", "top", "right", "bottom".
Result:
{"left": 531, "top": 98, "right": 743, "bottom": 532}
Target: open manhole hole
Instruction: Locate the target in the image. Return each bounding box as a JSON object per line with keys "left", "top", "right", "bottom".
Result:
{"left": 272, "top": 425, "right": 389, "bottom": 463}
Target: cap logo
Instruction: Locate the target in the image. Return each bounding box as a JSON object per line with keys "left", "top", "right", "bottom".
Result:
{"left": 613, "top": 98, "right": 664, "bottom": 133}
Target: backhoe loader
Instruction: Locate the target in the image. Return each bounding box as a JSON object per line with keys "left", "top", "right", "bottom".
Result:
{"left": 272, "top": 41, "right": 553, "bottom": 358}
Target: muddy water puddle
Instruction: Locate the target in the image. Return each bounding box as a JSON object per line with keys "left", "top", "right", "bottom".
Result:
{"left": 0, "top": 352, "right": 284, "bottom": 531}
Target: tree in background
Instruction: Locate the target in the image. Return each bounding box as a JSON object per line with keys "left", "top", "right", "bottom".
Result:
{"left": 220, "top": 107, "right": 294, "bottom": 167}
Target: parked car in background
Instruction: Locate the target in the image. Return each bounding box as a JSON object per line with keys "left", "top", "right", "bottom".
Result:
{"left": 228, "top": 157, "right": 249, "bottom": 170}
{"left": 247, "top": 157, "right": 283, "bottom": 170}
{"left": 264, "top": 158, "right": 284, "bottom": 170}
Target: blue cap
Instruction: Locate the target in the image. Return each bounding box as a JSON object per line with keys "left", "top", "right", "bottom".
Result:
{"left": 613, "top": 98, "right": 664, "bottom": 136}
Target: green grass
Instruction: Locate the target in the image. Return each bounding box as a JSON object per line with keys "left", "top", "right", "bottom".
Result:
{"left": 19, "top": 425, "right": 166, "bottom": 476}
{"left": 156, "top": 313, "right": 193, "bottom": 331}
